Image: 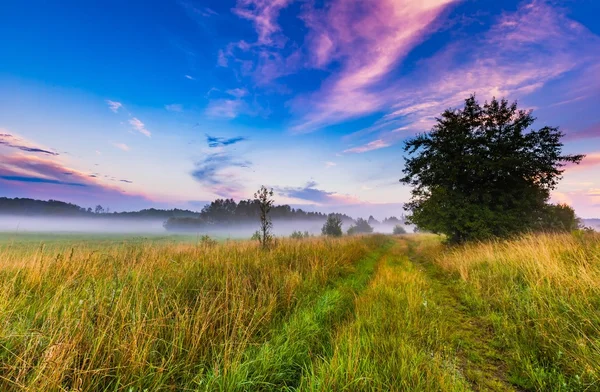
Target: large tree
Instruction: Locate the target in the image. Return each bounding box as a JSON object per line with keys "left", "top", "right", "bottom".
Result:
{"left": 400, "top": 95, "right": 584, "bottom": 243}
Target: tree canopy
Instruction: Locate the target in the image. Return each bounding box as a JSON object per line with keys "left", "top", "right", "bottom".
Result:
{"left": 400, "top": 95, "right": 584, "bottom": 243}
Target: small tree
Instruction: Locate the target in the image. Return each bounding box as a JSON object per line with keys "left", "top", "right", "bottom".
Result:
{"left": 94, "top": 205, "right": 104, "bottom": 214}
{"left": 254, "top": 186, "right": 274, "bottom": 249}
{"left": 347, "top": 218, "right": 373, "bottom": 235}
{"left": 322, "top": 214, "right": 343, "bottom": 237}
{"left": 393, "top": 225, "right": 407, "bottom": 235}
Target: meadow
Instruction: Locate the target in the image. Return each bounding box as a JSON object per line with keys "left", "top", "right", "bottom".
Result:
{"left": 0, "top": 231, "right": 598, "bottom": 391}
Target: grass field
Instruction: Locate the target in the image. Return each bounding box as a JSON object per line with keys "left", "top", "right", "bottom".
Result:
{"left": 0, "top": 232, "right": 598, "bottom": 391}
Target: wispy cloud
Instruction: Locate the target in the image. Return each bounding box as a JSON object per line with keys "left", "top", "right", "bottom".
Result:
{"left": 129, "top": 117, "right": 151, "bottom": 137}
{"left": 565, "top": 153, "right": 600, "bottom": 172}
{"left": 191, "top": 152, "right": 251, "bottom": 197}
{"left": 289, "top": 0, "right": 457, "bottom": 133}
{"left": 226, "top": 88, "right": 249, "bottom": 98}
{"left": 113, "top": 143, "right": 130, "bottom": 151}
{"left": 0, "top": 131, "right": 59, "bottom": 156}
{"left": 341, "top": 0, "right": 600, "bottom": 149}
{"left": 184, "top": 74, "right": 195, "bottom": 80}
{"left": 324, "top": 161, "right": 336, "bottom": 168}
{"left": 0, "top": 175, "right": 87, "bottom": 187}
{"left": 232, "top": 0, "right": 293, "bottom": 46}
{"left": 205, "top": 99, "right": 246, "bottom": 118}
{"left": 564, "top": 123, "right": 600, "bottom": 141}
{"left": 206, "top": 134, "right": 247, "bottom": 148}
{"left": 165, "top": 104, "right": 183, "bottom": 112}
{"left": 0, "top": 152, "right": 155, "bottom": 209}
{"left": 106, "top": 100, "right": 123, "bottom": 113}
{"left": 344, "top": 139, "right": 391, "bottom": 154}
{"left": 277, "top": 181, "right": 362, "bottom": 205}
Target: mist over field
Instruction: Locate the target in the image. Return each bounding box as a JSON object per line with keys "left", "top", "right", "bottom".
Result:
{"left": 0, "top": 215, "right": 407, "bottom": 237}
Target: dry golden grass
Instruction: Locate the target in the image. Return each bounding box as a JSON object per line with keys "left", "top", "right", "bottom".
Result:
{"left": 433, "top": 232, "right": 600, "bottom": 390}
{"left": 0, "top": 236, "right": 386, "bottom": 391}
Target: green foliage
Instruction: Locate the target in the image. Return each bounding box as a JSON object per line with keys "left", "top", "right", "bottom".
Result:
{"left": 347, "top": 218, "right": 374, "bottom": 235}
{"left": 254, "top": 185, "right": 275, "bottom": 249}
{"left": 393, "top": 224, "right": 407, "bottom": 235}
{"left": 251, "top": 230, "right": 261, "bottom": 242}
{"left": 322, "top": 214, "right": 343, "bottom": 237}
{"left": 401, "top": 95, "right": 584, "bottom": 244}
{"left": 538, "top": 203, "right": 581, "bottom": 232}
{"left": 290, "top": 230, "right": 311, "bottom": 239}
{"left": 198, "top": 234, "right": 217, "bottom": 246}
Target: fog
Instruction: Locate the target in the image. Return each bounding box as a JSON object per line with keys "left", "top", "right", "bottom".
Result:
{"left": 0, "top": 215, "right": 411, "bottom": 238}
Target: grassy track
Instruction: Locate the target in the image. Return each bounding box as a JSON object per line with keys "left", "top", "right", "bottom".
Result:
{"left": 299, "top": 238, "right": 517, "bottom": 391}
{"left": 198, "top": 240, "right": 394, "bottom": 390}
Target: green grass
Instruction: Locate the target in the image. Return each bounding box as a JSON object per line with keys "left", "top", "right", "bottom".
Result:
{"left": 0, "top": 232, "right": 599, "bottom": 391}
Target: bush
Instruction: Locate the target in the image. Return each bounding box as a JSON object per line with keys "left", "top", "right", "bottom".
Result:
{"left": 290, "top": 230, "right": 311, "bottom": 239}
{"left": 322, "top": 214, "right": 343, "bottom": 237}
{"left": 199, "top": 234, "right": 217, "bottom": 246}
{"left": 538, "top": 203, "right": 581, "bottom": 232}
{"left": 347, "top": 218, "right": 373, "bottom": 235}
{"left": 393, "top": 225, "right": 407, "bottom": 235}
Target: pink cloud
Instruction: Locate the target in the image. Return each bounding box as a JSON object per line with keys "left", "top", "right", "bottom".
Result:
{"left": 106, "top": 100, "right": 123, "bottom": 113}
{"left": 232, "top": 0, "right": 293, "bottom": 47}
{"left": 342, "top": 0, "right": 600, "bottom": 148}
{"left": 113, "top": 143, "right": 130, "bottom": 152}
{"left": 344, "top": 139, "right": 391, "bottom": 154}
{"left": 564, "top": 123, "right": 600, "bottom": 141}
{"left": 565, "top": 153, "right": 600, "bottom": 172}
{"left": 290, "top": 0, "right": 457, "bottom": 132}
{"left": 0, "top": 153, "right": 155, "bottom": 209}
{"left": 129, "top": 117, "right": 151, "bottom": 137}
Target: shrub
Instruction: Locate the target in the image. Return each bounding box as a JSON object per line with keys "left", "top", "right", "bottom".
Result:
{"left": 393, "top": 225, "right": 407, "bottom": 235}
{"left": 322, "top": 214, "right": 343, "bottom": 237}
{"left": 347, "top": 218, "right": 373, "bottom": 235}
{"left": 290, "top": 230, "right": 311, "bottom": 239}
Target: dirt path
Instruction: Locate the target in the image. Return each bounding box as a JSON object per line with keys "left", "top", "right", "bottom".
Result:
{"left": 405, "top": 238, "right": 521, "bottom": 392}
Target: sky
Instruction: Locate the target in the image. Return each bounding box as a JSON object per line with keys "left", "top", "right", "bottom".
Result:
{"left": 0, "top": 0, "right": 599, "bottom": 219}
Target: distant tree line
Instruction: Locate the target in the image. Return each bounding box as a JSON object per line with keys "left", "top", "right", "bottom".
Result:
{"left": 163, "top": 198, "right": 355, "bottom": 232}
{"left": 0, "top": 197, "right": 199, "bottom": 219}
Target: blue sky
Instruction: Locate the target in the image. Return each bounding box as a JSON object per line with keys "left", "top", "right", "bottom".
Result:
{"left": 0, "top": 0, "right": 599, "bottom": 218}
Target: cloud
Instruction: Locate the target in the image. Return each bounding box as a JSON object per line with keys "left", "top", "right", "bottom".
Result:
{"left": 184, "top": 74, "right": 195, "bottom": 80}
{"left": 120, "top": 179, "right": 133, "bottom": 184}
{"left": 324, "top": 161, "right": 336, "bottom": 168}
{"left": 232, "top": 0, "right": 293, "bottom": 46}
{"left": 565, "top": 153, "right": 600, "bottom": 172}
{"left": 344, "top": 139, "right": 391, "bottom": 154}
{"left": 289, "top": 0, "right": 457, "bottom": 133}
{"left": 191, "top": 152, "right": 251, "bottom": 197}
{"left": 113, "top": 143, "right": 130, "bottom": 151}
{"left": 0, "top": 131, "right": 59, "bottom": 156}
{"left": 0, "top": 153, "right": 156, "bottom": 210}
{"left": 277, "top": 181, "right": 362, "bottom": 205}
{"left": 106, "top": 100, "right": 123, "bottom": 113}
{"left": 226, "top": 88, "right": 249, "bottom": 98}
{"left": 0, "top": 175, "right": 87, "bottom": 187}
{"left": 205, "top": 99, "right": 246, "bottom": 118}
{"left": 564, "top": 123, "right": 600, "bottom": 141}
{"left": 129, "top": 117, "right": 151, "bottom": 137}
{"left": 165, "top": 104, "right": 183, "bottom": 112}
{"left": 206, "top": 134, "right": 247, "bottom": 148}
{"left": 337, "top": 0, "right": 600, "bottom": 149}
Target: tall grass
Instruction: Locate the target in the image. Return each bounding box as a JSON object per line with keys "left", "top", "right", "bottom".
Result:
{"left": 300, "top": 240, "right": 471, "bottom": 391}
{"left": 432, "top": 232, "right": 600, "bottom": 390}
{"left": 0, "top": 235, "right": 386, "bottom": 391}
